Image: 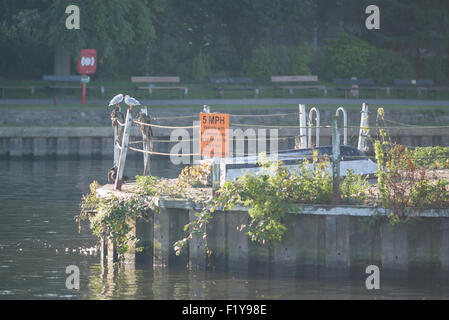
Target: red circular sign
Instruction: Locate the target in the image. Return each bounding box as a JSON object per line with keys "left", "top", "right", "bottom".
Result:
{"left": 77, "top": 49, "right": 97, "bottom": 74}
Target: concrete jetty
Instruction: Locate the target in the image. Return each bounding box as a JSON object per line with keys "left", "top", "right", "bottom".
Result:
{"left": 96, "top": 183, "right": 449, "bottom": 281}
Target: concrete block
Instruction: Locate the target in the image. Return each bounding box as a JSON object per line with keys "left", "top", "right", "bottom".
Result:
{"left": 168, "top": 209, "right": 189, "bottom": 267}
{"left": 91, "top": 137, "right": 102, "bottom": 157}
{"left": 22, "top": 138, "right": 33, "bottom": 157}
{"left": 9, "top": 138, "right": 22, "bottom": 157}
{"left": 136, "top": 215, "right": 154, "bottom": 265}
{"left": 324, "top": 215, "right": 350, "bottom": 279}
{"left": 296, "top": 215, "right": 325, "bottom": 279}
{"left": 69, "top": 138, "right": 80, "bottom": 156}
{"left": 187, "top": 210, "right": 207, "bottom": 270}
{"left": 79, "top": 138, "right": 92, "bottom": 157}
{"left": 106, "top": 236, "right": 118, "bottom": 262}
{"left": 207, "top": 211, "right": 228, "bottom": 272}
{"left": 273, "top": 215, "right": 297, "bottom": 278}
{"left": 0, "top": 138, "right": 9, "bottom": 157}
{"left": 46, "top": 138, "right": 57, "bottom": 156}
{"left": 349, "top": 216, "right": 382, "bottom": 282}
{"left": 153, "top": 208, "right": 170, "bottom": 267}
{"left": 56, "top": 137, "right": 70, "bottom": 156}
{"left": 227, "top": 211, "right": 249, "bottom": 276}
{"left": 101, "top": 137, "right": 113, "bottom": 157}
{"left": 248, "top": 241, "right": 272, "bottom": 277}
{"left": 380, "top": 221, "right": 408, "bottom": 280}
{"left": 33, "top": 138, "right": 46, "bottom": 157}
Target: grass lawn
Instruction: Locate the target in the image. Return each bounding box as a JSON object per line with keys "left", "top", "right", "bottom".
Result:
{"left": 1, "top": 102, "right": 449, "bottom": 112}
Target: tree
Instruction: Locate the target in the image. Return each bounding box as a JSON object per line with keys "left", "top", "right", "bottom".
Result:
{"left": 36, "top": 0, "right": 155, "bottom": 75}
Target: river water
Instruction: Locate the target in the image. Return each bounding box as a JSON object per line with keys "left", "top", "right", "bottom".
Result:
{"left": 1, "top": 158, "right": 449, "bottom": 300}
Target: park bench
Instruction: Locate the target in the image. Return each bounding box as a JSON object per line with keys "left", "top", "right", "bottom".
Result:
{"left": 333, "top": 78, "right": 383, "bottom": 98}
{"left": 271, "top": 75, "right": 327, "bottom": 97}
{"left": 43, "top": 74, "right": 88, "bottom": 104}
{"left": 131, "top": 76, "right": 188, "bottom": 98}
{"left": 210, "top": 77, "right": 259, "bottom": 97}
{"left": 392, "top": 79, "right": 437, "bottom": 97}
{"left": 0, "top": 85, "right": 42, "bottom": 98}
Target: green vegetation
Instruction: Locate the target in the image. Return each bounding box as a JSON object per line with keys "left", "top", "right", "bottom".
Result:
{"left": 407, "top": 146, "right": 449, "bottom": 169}
{"left": 1, "top": 1, "right": 449, "bottom": 85}
{"left": 374, "top": 110, "right": 449, "bottom": 225}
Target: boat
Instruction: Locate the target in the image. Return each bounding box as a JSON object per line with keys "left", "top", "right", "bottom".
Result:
{"left": 198, "top": 145, "right": 378, "bottom": 185}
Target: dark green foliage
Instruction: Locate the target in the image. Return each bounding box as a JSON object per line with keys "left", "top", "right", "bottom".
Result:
{"left": 1, "top": 0, "right": 449, "bottom": 81}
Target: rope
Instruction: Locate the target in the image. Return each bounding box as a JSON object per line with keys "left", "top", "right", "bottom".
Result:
{"left": 133, "top": 120, "right": 199, "bottom": 129}
{"left": 231, "top": 123, "right": 303, "bottom": 129}
{"left": 151, "top": 112, "right": 299, "bottom": 120}
{"left": 128, "top": 146, "right": 200, "bottom": 156}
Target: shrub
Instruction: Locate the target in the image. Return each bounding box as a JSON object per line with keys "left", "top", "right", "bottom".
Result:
{"left": 374, "top": 109, "right": 449, "bottom": 221}
{"left": 289, "top": 43, "right": 313, "bottom": 75}
{"left": 340, "top": 169, "right": 369, "bottom": 204}
{"left": 407, "top": 146, "right": 449, "bottom": 169}
{"left": 322, "top": 33, "right": 374, "bottom": 80}
{"left": 191, "top": 49, "right": 214, "bottom": 81}
{"left": 243, "top": 46, "right": 277, "bottom": 80}
{"left": 365, "top": 48, "right": 415, "bottom": 84}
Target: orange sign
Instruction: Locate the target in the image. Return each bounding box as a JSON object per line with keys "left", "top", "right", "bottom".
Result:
{"left": 200, "top": 112, "right": 229, "bottom": 158}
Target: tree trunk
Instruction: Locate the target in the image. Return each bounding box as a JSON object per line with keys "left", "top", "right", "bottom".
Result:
{"left": 53, "top": 43, "right": 71, "bottom": 75}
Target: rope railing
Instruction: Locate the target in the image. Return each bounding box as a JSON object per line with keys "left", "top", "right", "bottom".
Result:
{"left": 128, "top": 146, "right": 200, "bottom": 156}
{"left": 151, "top": 112, "right": 299, "bottom": 121}
{"left": 133, "top": 120, "right": 200, "bottom": 129}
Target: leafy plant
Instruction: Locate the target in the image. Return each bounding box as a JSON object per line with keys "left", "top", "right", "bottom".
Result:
{"left": 407, "top": 146, "right": 449, "bottom": 170}
{"left": 340, "top": 169, "right": 369, "bottom": 204}
{"left": 374, "top": 108, "right": 449, "bottom": 223}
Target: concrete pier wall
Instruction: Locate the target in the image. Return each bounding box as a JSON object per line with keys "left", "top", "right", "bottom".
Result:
{"left": 0, "top": 126, "right": 448, "bottom": 158}
{"left": 101, "top": 197, "right": 449, "bottom": 280}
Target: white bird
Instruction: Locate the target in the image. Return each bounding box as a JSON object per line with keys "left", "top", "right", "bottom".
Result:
{"left": 108, "top": 93, "right": 123, "bottom": 107}
{"left": 203, "top": 105, "right": 210, "bottom": 113}
{"left": 124, "top": 95, "right": 141, "bottom": 111}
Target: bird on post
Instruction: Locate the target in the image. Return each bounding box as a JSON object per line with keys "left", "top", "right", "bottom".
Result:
{"left": 124, "top": 95, "right": 141, "bottom": 111}
{"left": 108, "top": 93, "right": 123, "bottom": 110}
{"left": 203, "top": 105, "right": 210, "bottom": 113}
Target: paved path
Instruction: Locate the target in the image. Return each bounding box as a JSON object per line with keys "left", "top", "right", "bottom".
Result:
{"left": 1, "top": 97, "right": 449, "bottom": 106}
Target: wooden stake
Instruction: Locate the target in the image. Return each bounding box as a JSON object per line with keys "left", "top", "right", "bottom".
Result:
{"left": 115, "top": 109, "right": 132, "bottom": 190}
{"left": 141, "top": 107, "right": 152, "bottom": 176}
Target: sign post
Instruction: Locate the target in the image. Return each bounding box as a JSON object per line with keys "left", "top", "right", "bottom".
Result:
{"left": 199, "top": 112, "right": 229, "bottom": 158}
{"left": 77, "top": 49, "right": 97, "bottom": 104}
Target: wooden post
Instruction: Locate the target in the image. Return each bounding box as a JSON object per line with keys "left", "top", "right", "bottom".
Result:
{"left": 332, "top": 116, "right": 340, "bottom": 204}
{"left": 358, "top": 103, "right": 369, "bottom": 152}
{"left": 113, "top": 124, "right": 120, "bottom": 168}
{"left": 141, "top": 107, "right": 152, "bottom": 176}
{"left": 298, "top": 104, "right": 307, "bottom": 149}
{"left": 115, "top": 109, "right": 132, "bottom": 190}
{"left": 335, "top": 107, "right": 347, "bottom": 146}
